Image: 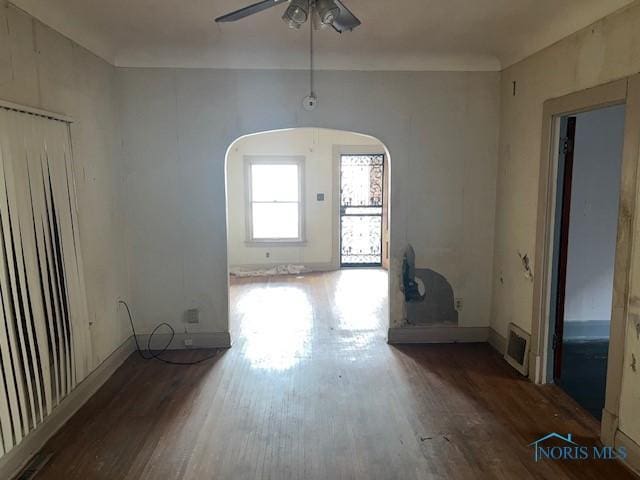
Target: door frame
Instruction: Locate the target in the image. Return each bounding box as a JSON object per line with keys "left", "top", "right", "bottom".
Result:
{"left": 551, "top": 116, "right": 576, "bottom": 384}
{"left": 331, "top": 145, "right": 388, "bottom": 270}
{"left": 530, "top": 75, "right": 640, "bottom": 446}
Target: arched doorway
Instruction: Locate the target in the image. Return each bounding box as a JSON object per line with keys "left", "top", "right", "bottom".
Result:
{"left": 224, "top": 128, "right": 392, "bottom": 363}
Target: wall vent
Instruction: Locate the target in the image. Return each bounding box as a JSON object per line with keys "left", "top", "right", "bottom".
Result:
{"left": 504, "top": 322, "right": 530, "bottom": 376}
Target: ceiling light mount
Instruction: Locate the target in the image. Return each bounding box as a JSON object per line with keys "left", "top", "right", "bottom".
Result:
{"left": 303, "top": 95, "right": 318, "bottom": 111}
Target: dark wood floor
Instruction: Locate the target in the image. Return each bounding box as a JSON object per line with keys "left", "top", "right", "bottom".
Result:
{"left": 31, "top": 270, "right": 635, "bottom": 479}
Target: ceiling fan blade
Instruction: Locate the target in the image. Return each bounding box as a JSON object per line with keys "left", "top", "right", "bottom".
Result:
{"left": 215, "top": 0, "right": 289, "bottom": 23}
{"left": 331, "top": 0, "right": 361, "bottom": 33}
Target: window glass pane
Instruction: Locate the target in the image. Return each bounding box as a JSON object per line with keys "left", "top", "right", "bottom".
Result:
{"left": 252, "top": 203, "right": 299, "bottom": 239}
{"left": 251, "top": 164, "right": 299, "bottom": 202}
{"left": 340, "top": 155, "right": 384, "bottom": 207}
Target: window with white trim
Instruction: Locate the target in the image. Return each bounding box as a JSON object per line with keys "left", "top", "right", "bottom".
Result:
{"left": 246, "top": 157, "right": 304, "bottom": 242}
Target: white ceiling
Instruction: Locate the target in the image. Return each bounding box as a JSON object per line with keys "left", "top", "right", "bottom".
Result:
{"left": 10, "top": 0, "right": 635, "bottom": 71}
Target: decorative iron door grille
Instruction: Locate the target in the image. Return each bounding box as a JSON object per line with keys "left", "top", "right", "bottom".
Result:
{"left": 340, "top": 154, "right": 384, "bottom": 266}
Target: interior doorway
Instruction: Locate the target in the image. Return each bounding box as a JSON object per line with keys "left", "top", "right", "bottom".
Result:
{"left": 548, "top": 104, "right": 626, "bottom": 420}
{"left": 225, "top": 128, "right": 392, "bottom": 348}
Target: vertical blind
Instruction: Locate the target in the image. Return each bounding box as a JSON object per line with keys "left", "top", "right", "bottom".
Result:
{"left": 0, "top": 105, "right": 89, "bottom": 457}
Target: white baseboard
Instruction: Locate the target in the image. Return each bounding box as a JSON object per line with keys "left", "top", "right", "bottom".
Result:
{"left": 136, "top": 331, "right": 231, "bottom": 350}
{"left": 0, "top": 336, "right": 136, "bottom": 480}
{"left": 615, "top": 428, "right": 640, "bottom": 476}
{"left": 601, "top": 408, "right": 619, "bottom": 446}
{"left": 387, "top": 325, "right": 490, "bottom": 344}
{"left": 488, "top": 327, "right": 507, "bottom": 354}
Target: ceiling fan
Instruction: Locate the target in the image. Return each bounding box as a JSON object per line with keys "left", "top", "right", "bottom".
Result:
{"left": 215, "top": 0, "right": 362, "bottom": 33}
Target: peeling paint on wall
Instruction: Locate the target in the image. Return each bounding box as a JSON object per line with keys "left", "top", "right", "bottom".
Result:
{"left": 518, "top": 251, "right": 534, "bottom": 281}
{"left": 632, "top": 314, "right": 640, "bottom": 341}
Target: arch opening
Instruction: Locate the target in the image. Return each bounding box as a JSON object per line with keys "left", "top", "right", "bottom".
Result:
{"left": 224, "top": 127, "right": 392, "bottom": 366}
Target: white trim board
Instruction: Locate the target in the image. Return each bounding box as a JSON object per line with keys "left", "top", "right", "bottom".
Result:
{"left": 0, "top": 336, "right": 135, "bottom": 480}
{"left": 615, "top": 428, "right": 640, "bottom": 476}
{"left": 488, "top": 327, "right": 507, "bottom": 354}
{"left": 387, "top": 326, "right": 490, "bottom": 344}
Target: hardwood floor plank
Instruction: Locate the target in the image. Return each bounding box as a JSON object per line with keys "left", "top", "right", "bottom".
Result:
{"left": 28, "top": 270, "right": 637, "bottom": 479}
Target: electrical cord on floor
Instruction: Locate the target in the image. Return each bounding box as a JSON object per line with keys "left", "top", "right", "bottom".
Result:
{"left": 119, "top": 300, "right": 220, "bottom": 365}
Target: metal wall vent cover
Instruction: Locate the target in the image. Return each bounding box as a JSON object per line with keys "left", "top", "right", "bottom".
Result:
{"left": 504, "top": 322, "right": 531, "bottom": 376}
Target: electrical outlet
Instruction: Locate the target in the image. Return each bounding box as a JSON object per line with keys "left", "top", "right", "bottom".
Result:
{"left": 455, "top": 298, "right": 464, "bottom": 311}
{"left": 185, "top": 308, "right": 199, "bottom": 324}
{"left": 184, "top": 338, "right": 193, "bottom": 347}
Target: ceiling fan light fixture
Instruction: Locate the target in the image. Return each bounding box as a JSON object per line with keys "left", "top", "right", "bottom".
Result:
{"left": 282, "top": 0, "right": 309, "bottom": 29}
{"left": 316, "top": 0, "right": 339, "bottom": 24}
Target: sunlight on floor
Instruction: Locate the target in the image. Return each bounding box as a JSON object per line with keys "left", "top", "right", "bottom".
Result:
{"left": 230, "top": 269, "right": 388, "bottom": 372}
{"left": 236, "top": 285, "right": 313, "bottom": 371}
{"left": 333, "top": 269, "right": 387, "bottom": 330}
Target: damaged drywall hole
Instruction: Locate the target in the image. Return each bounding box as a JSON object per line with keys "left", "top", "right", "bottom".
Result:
{"left": 518, "top": 251, "right": 533, "bottom": 281}
{"left": 402, "top": 244, "right": 458, "bottom": 325}
{"left": 499, "top": 271, "right": 504, "bottom": 284}
{"left": 631, "top": 354, "right": 637, "bottom": 373}
{"left": 512, "top": 81, "right": 517, "bottom": 97}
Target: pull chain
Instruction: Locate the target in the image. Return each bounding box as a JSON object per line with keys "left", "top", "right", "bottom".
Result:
{"left": 302, "top": 0, "right": 318, "bottom": 110}
{"left": 310, "top": 1, "right": 314, "bottom": 97}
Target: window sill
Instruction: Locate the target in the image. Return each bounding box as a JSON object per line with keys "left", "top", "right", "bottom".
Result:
{"left": 245, "top": 239, "right": 307, "bottom": 247}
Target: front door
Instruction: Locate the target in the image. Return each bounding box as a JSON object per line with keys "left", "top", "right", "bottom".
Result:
{"left": 340, "top": 154, "right": 384, "bottom": 267}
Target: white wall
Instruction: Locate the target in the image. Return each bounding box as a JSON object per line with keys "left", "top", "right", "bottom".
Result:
{"left": 563, "top": 105, "right": 625, "bottom": 338}
{"left": 492, "top": 3, "right": 640, "bottom": 339}
{"left": 491, "top": 0, "right": 640, "bottom": 450}
{"left": 0, "top": 5, "right": 128, "bottom": 367}
{"left": 118, "top": 68, "right": 500, "bottom": 333}
{"left": 227, "top": 128, "right": 382, "bottom": 269}
{"left": 5, "top": 0, "right": 640, "bottom": 463}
